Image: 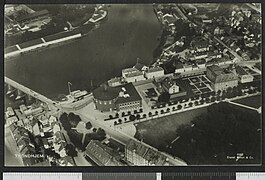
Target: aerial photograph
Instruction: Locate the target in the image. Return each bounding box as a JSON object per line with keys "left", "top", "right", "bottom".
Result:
{"left": 4, "top": 3, "right": 262, "bottom": 166}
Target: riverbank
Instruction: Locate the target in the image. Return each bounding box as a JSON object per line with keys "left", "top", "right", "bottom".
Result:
{"left": 4, "top": 8, "right": 108, "bottom": 60}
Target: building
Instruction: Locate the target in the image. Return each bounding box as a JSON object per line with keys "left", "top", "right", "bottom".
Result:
{"left": 190, "top": 37, "right": 210, "bottom": 54}
{"left": 122, "top": 67, "right": 139, "bottom": 78}
{"left": 115, "top": 83, "right": 142, "bottom": 111}
{"left": 235, "top": 66, "right": 254, "bottom": 83}
{"left": 161, "top": 77, "right": 179, "bottom": 94}
{"left": 206, "top": 65, "right": 238, "bottom": 91}
{"left": 93, "top": 84, "right": 120, "bottom": 112}
{"left": 133, "top": 62, "right": 148, "bottom": 72}
{"left": 124, "top": 71, "right": 145, "bottom": 83}
{"left": 161, "top": 78, "right": 187, "bottom": 99}
{"left": 108, "top": 77, "right": 122, "bottom": 87}
{"left": 125, "top": 139, "right": 169, "bottom": 166}
{"left": 93, "top": 83, "right": 142, "bottom": 112}
{"left": 85, "top": 140, "right": 123, "bottom": 166}
{"left": 145, "top": 67, "right": 165, "bottom": 79}
{"left": 213, "top": 26, "right": 225, "bottom": 35}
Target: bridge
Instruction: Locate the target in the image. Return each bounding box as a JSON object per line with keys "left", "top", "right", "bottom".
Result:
{"left": 5, "top": 76, "right": 58, "bottom": 109}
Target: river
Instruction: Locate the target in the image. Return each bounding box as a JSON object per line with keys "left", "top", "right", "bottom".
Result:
{"left": 5, "top": 4, "right": 161, "bottom": 99}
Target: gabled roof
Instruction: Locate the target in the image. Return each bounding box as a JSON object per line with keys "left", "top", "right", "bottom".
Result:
{"left": 161, "top": 77, "right": 178, "bottom": 90}
{"left": 85, "top": 140, "right": 123, "bottom": 166}
{"left": 146, "top": 66, "right": 164, "bottom": 73}
{"left": 133, "top": 62, "right": 146, "bottom": 71}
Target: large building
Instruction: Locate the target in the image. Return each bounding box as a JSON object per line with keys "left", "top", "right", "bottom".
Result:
{"left": 125, "top": 139, "right": 169, "bottom": 166}
{"left": 93, "top": 83, "right": 142, "bottom": 112}
{"left": 115, "top": 83, "right": 142, "bottom": 111}
{"left": 93, "top": 84, "right": 120, "bottom": 112}
{"left": 206, "top": 65, "right": 238, "bottom": 91}
{"left": 85, "top": 140, "right": 124, "bottom": 166}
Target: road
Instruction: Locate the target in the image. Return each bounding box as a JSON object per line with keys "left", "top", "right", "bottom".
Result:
{"left": 67, "top": 109, "right": 187, "bottom": 166}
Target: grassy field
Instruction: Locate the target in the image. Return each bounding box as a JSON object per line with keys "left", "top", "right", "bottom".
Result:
{"left": 134, "top": 107, "right": 208, "bottom": 149}
{"left": 233, "top": 95, "right": 261, "bottom": 109}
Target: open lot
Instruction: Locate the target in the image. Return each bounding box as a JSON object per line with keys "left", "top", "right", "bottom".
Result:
{"left": 134, "top": 107, "right": 208, "bottom": 149}
{"left": 233, "top": 95, "right": 261, "bottom": 109}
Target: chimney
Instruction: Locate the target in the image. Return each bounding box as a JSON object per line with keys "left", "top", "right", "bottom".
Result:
{"left": 103, "top": 83, "right": 108, "bottom": 92}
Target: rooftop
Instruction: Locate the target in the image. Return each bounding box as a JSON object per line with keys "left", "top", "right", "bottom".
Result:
{"left": 133, "top": 62, "right": 146, "bottom": 71}
{"left": 93, "top": 84, "right": 119, "bottom": 101}
{"left": 146, "top": 66, "right": 164, "bottom": 73}
{"left": 126, "top": 139, "right": 167, "bottom": 165}
{"left": 115, "top": 83, "right": 142, "bottom": 104}
{"left": 85, "top": 140, "right": 123, "bottom": 166}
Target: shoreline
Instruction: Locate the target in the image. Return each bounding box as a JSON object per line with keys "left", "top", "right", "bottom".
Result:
{"left": 4, "top": 8, "right": 108, "bottom": 60}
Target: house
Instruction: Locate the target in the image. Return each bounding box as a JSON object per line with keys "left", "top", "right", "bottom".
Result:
{"left": 124, "top": 71, "right": 145, "bottom": 83}
{"left": 235, "top": 66, "right": 254, "bottom": 83}
{"left": 161, "top": 78, "right": 187, "bottom": 99}
{"left": 145, "top": 67, "right": 165, "bottom": 79}
{"left": 206, "top": 65, "right": 238, "bottom": 91}
{"left": 85, "top": 140, "right": 123, "bottom": 166}
{"left": 108, "top": 77, "right": 122, "bottom": 87}
{"left": 214, "top": 26, "right": 225, "bottom": 35}
{"left": 122, "top": 67, "right": 139, "bottom": 78}
{"left": 190, "top": 37, "right": 210, "bottom": 54}
{"left": 161, "top": 77, "right": 179, "bottom": 94}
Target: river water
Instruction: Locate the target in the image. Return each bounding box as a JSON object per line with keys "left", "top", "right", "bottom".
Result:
{"left": 5, "top": 4, "right": 161, "bottom": 99}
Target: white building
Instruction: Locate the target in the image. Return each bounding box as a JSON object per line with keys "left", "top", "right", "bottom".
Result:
{"left": 124, "top": 71, "right": 145, "bottom": 83}
{"left": 145, "top": 67, "right": 165, "bottom": 79}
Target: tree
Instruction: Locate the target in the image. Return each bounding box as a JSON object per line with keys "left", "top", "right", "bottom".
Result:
{"left": 161, "top": 109, "right": 164, "bottom": 114}
{"left": 148, "top": 112, "right": 152, "bottom": 117}
{"left": 65, "top": 144, "right": 78, "bottom": 157}
{"left": 97, "top": 128, "right": 106, "bottom": 139}
{"left": 139, "top": 108, "right": 143, "bottom": 113}
{"left": 134, "top": 110, "right": 138, "bottom": 114}
{"left": 85, "top": 122, "right": 92, "bottom": 130}
{"left": 115, "top": 113, "right": 119, "bottom": 118}
{"left": 188, "top": 102, "right": 193, "bottom": 107}
{"left": 158, "top": 92, "right": 170, "bottom": 103}
{"left": 143, "top": 114, "right": 147, "bottom": 118}
{"left": 122, "top": 112, "right": 126, "bottom": 117}
{"left": 127, "top": 111, "right": 131, "bottom": 115}
{"left": 92, "top": 128, "right": 97, "bottom": 132}
{"left": 155, "top": 111, "right": 158, "bottom": 115}
{"left": 172, "top": 106, "right": 176, "bottom": 111}
{"left": 177, "top": 104, "right": 182, "bottom": 110}
{"left": 166, "top": 108, "right": 170, "bottom": 112}
{"left": 114, "top": 121, "right": 117, "bottom": 126}
{"left": 118, "top": 119, "right": 122, "bottom": 124}
{"left": 109, "top": 115, "right": 113, "bottom": 119}
{"left": 136, "top": 114, "right": 141, "bottom": 120}
{"left": 129, "top": 114, "right": 136, "bottom": 121}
